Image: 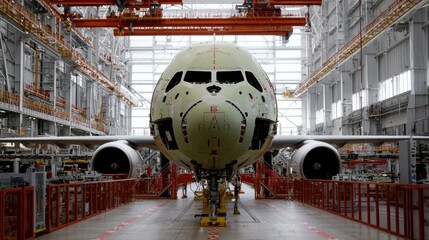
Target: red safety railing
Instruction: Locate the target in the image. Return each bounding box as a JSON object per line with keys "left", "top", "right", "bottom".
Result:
{"left": 242, "top": 159, "right": 428, "bottom": 239}
{"left": 292, "top": 179, "right": 429, "bottom": 240}
{"left": 253, "top": 160, "right": 293, "bottom": 199}
{"left": 0, "top": 186, "right": 34, "bottom": 240}
{"left": 177, "top": 173, "right": 193, "bottom": 187}
{"left": 46, "top": 179, "right": 135, "bottom": 233}
{"left": 135, "top": 164, "right": 178, "bottom": 199}
{"left": 240, "top": 174, "right": 255, "bottom": 186}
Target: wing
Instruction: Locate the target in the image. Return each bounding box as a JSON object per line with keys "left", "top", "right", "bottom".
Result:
{"left": 0, "top": 135, "right": 158, "bottom": 149}
{"left": 271, "top": 135, "right": 429, "bottom": 149}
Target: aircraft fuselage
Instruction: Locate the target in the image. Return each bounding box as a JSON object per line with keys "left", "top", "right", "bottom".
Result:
{"left": 150, "top": 42, "right": 277, "bottom": 176}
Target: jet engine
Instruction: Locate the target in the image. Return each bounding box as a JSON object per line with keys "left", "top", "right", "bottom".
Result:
{"left": 91, "top": 140, "right": 143, "bottom": 178}
{"left": 290, "top": 140, "right": 341, "bottom": 179}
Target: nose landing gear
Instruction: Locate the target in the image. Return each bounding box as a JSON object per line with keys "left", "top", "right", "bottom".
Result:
{"left": 200, "top": 176, "right": 228, "bottom": 227}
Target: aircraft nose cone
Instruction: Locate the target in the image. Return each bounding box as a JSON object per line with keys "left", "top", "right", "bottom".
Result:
{"left": 180, "top": 95, "right": 247, "bottom": 169}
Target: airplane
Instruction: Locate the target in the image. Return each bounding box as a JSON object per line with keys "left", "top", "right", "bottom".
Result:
{"left": 1, "top": 41, "right": 428, "bottom": 224}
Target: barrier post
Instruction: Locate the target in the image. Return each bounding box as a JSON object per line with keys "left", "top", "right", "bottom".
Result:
{"left": 23, "top": 187, "right": 34, "bottom": 240}
{"left": 386, "top": 185, "right": 391, "bottom": 231}
{"left": 366, "top": 184, "right": 370, "bottom": 224}
{"left": 0, "top": 189, "right": 3, "bottom": 240}
{"left": 3, "top": 188, "right": 23, "bottom": 239}
{"left": 394, "top": 184, "right": 400, "bottom": 235}
{"left": 375, "top": 184, "right": 379, "bottom": 227}
{"left": 350, "top": 183, "right": 354, "bottom": 219}
{"left": 418, "top": 188, "right": 424, "bottom": 240}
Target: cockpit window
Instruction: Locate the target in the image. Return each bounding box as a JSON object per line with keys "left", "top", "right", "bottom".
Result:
{"left": 184, "top": 71, "right": 211, "bottom": 84}
{"left": 245, "top": 71, "right": 263, "bottom": 92}
{"left": 165, "top": 71, "right": 183, "bottom": 92}
{"left": 216, "top": 71, "right": 244, "bottom": 84}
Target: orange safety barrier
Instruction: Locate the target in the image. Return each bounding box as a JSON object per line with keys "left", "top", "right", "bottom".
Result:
{"left": 55, "top": 97, "right": 66, "bottom": 108}
{"left": 23, "top": 97, "right": 54, "bottom": 116}
{"left": 91, "top": 121, "right": 108, "bottom": 133}
{"left": 0, "top": 186, "right": 34, "bottom": 240}
{"left": 54, "top": 108, "right": 70, "bottom": 121}
{"left": 0, "top": 91, "right": 19, "bottom": 106}
{"left": 46, "top": 179, "right": 135, "bottom": 233}
{"left": 0, "top": 0, "right": 137, "bottom": 106}
{"left": 71, "top": 113, "right": 90, "bottom": 127}
{"left": 24, "top": 83, "right": 50, "bottom": 101}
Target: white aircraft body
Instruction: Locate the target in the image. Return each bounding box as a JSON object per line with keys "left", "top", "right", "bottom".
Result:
{"left": 1, "top": 42, "right": 428, "bottom": 181}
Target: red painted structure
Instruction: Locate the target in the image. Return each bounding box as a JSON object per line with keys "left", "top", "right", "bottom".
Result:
{"left": 135, "top": 164, "right": 178, "bottom": 199}
{"left": 294, "top": 179, "right": 429, "bottom": 240}
{"left": 241, "top": 160, "right": 294, "bottom": 199}
{"left": 135, "top": 164, "right": 194, "bottom": 199}
{"left": 241, "top": 160, "right": 429, "bottom": 240}
{"left": 3, "top": 160, "right": 429, "bottom": 240}
{"left": 46, "top": 179, "right": 135, "bottom": 233}
{"left": 0, "top": 187, "right": 34, "bottom": 240}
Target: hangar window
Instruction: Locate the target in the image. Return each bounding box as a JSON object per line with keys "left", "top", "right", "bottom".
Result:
{"left": 245, "top": 71, "right": 263, "bottom": 92}
{"left": 165, "top": 71, "right": 183, "bottom": 92}
{"left": 216, "top": 71, "right": 244, "bottom": 84}
{"left": 184, "top": 71, "right": 211, "bottom": 84}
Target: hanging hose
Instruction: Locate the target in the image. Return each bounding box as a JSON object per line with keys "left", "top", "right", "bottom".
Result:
{"left": 189, "top": 180, "right": 203, "bottom": 197}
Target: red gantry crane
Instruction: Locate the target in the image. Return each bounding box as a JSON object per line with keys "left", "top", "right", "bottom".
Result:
{"left": 48, "top": 0, "right": 322, "bottom": 36}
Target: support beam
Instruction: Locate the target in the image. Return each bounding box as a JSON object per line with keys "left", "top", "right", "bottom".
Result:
{"left": 399, "top": 140, "right": 417, "bottom": 184}
{"left": 72, "top": 17, "right": 307, "bottom": 28}
{"left": 407, "top": 8, "right": 428, "bottom": 135}
{"left": 114, "top": 27, "right": 293, "bottom": 36}
{"left": 322, "top": 83, "right": 332, "bottom": 134}
{"left": 49, "top": 0, "right": 183, "bottom": 7}
{"left": 268, "top": 0, "right": 321, "bottom": 5}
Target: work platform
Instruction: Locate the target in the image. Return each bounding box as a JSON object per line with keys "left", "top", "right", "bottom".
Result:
{"left": 36, "top": 184, "right": 402, "bottom": 240}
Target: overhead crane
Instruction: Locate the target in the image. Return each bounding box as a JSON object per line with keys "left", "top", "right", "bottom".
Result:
{"left": 50, "top": 0, "right": 321, "bottom": 37}
{"left": 50, "top": 0, "right": 182, "bottom": 8}
{"left": 113, "top": 26, "right": 294, "bottom": 37}
{"left": 49, "top": 0, "right": 321, "bottom": 7}
{"left": 293, "top": 0, "right": 423, "bottom": 98}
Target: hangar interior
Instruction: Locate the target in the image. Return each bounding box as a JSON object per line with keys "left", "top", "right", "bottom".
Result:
{"left": 0, "top": 0, "right": 429, "bottom": 239}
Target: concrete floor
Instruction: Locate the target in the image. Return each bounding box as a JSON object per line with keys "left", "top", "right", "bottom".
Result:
{"left": 37, "top": 183, "right": 403, "bottom": 240}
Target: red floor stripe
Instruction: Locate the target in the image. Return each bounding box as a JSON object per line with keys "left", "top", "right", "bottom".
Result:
{"left": 263, "top": 201, "right": 337, "bottom": 240}
{"left": 207, "top": 227, "right": 220, "bottom": 240}
{"left": 92, "top": 201, "right": 168, "bottom": 240}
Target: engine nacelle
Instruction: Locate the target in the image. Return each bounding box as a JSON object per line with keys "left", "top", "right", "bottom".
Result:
{"left": 91, "top": 140, "right": 143, "bottom": 178}
{"left": 290, "top": 140, "right": 341, "bottom": 180}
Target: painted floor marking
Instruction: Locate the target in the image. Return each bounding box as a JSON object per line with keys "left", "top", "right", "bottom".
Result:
{"left": 263, "top": 201, "right": 338, "bottom": 240}
{"left": 92, "top": 201, "right": 168, "bottom": 240}
{"left": 208, "top": 227, "right": 220, "bottom": 240}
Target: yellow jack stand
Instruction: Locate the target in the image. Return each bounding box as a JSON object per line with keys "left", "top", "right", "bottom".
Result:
{"left": 200, "top": 216, "right": 227, "bottom": 227}
{"left": 199, "top": 180, "right": 228, "bottom": 227}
